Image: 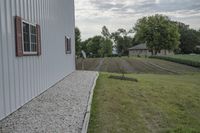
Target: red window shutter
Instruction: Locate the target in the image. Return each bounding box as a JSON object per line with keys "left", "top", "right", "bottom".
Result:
{"left": 15, "top": 16, "right": 23, "bottom": 57}
{"left": 36, "top": 24, "right": 41, "bottom": 56}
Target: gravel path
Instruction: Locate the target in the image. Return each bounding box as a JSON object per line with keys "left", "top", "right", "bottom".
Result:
{"left": 0, "top": 71, "right": 98, "bottom": 133}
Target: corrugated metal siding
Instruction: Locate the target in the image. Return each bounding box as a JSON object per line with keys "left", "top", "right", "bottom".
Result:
{"left": 0, "top": 0, "right": 75, "bottom": 120}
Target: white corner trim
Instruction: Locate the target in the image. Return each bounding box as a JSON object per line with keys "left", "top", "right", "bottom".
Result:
{"left": 81, "top": 72, "right": 99, "bottom": 133}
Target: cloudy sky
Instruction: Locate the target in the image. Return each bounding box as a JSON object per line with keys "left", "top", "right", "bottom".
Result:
{"left": 75, "top": 0, "right": 200, "bottom": 40}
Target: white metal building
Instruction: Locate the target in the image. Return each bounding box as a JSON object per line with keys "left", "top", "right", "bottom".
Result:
{"left": 0, "top": 0, "right": 75, "bottom": 120}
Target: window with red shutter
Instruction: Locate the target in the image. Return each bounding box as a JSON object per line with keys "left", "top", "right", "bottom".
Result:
{"left": 36, "top": 24, "right": 41, "bottom": 56}
{"left": 15, "top": 16, "right": 23, "bottom": 57}
{"left": 65, "top": 36, "right": 71, "bottom": 54}
{"left": 15, "top": 16, "right": 41, "bottom": 56}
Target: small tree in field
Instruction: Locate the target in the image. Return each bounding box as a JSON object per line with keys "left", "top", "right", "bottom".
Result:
{"left": 119, "top": 66, "right": 126, "bottom": 79}
{"left": 134, "top": 14, "right": 180, "bottom": 55}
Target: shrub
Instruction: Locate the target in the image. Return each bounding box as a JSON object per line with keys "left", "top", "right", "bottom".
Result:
{"left": 150, "top": 56, "right": 200, "bottom": 68}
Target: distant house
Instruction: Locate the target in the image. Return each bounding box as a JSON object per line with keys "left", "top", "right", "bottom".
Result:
{"left": 0, "top": 0, "right": 75, "bottom": 120}
{"left": 128, "top": 43, "right": 174, "bottom": 56}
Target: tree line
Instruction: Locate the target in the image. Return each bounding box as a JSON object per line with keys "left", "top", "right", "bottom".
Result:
{"left": 75, "top": 14, "right": 200, "bottom": 57}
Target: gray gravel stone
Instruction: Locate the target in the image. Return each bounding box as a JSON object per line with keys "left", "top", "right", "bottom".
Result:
{"left": 0, "top": 71, "right": 98, "bottom": 133}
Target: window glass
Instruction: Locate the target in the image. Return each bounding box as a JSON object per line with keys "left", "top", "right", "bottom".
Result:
{"left": 31, "top": 25, "right": 36, "bottom": 34}
{"left": 23, "top": 22, "right": 37, "bottom": 53}
{"left": 23, "top": 22, "right": 29, "bottom": 33}
{"left": 24, "top": 42, "right": 30, "bottom": 52}
{"left": 23, "top": 22, "right": 30, "bottom": 52}
{"left": 30, "top": 25, "right": 37, "bottom": 52}
{"left": 31, "top": 43, "right": 36, "bottom": 52}
{"left": 31, "top": 35, "right": 36, "bottom": 43}
{"left": 66, "top": 37, "right": 71, "bottom": 54}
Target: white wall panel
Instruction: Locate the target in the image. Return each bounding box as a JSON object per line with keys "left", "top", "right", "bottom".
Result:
{"left": 0, "top": 0, "right": 75, "bottom": 120}
{"left": 0, "top": 0, "right": 5, "bottom": 120}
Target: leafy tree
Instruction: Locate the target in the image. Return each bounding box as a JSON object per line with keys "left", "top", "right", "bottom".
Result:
{"left": 81, "top": 38, "right": 92, "bottom": 56}
{"left": 111, "top": 29, "right": 132, "bottom": 55}
{"left": 82, "top": 35, "right": 113, "bottom": 58}
{"left": 75, "top": 27, "right": 81, "bottom": 56}
{"left": 101, "top": 26, "right": 113, "bottom": 57}
{"left": 174, "top": 22, "right": 200, "bottom": 54}
{"left": 180, "top": 29, "right": 199, "bottom": 54}
{"left": 132, "top": 37, "right": 141, "bottom": 46}
{"left": 117, "top": 28, "right": 128, "bottom": 36}
{"left": 99, "top": 39, "right": 113, "bottom": 57}
{"left": 86, "top": 36, "right": 103, "bottom": 57}
{"left": 101, "top": 26, "right": 111, "bottom": 39}
{"left": 134, "top": 14, "right": 180, "bottom": 55}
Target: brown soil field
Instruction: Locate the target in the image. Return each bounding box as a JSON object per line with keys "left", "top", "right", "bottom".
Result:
{"left": 76, "top": 57, "right": 200, "bottom": 74}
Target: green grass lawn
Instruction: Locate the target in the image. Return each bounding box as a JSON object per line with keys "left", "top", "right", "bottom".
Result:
{"left": 88, "top": 73, "right": 200, "bottom": 133}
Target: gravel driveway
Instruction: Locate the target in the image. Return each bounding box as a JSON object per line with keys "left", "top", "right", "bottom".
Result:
{"left": 0, "top": 71, "right": 98, "bottom": 133}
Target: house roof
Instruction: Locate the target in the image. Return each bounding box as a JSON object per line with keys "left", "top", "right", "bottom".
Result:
{"left": 129, "top": 43, "right": 147, "bottom": 50}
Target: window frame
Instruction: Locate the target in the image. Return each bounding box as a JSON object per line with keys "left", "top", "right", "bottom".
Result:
{"left": 65, "top": 36, "right": 71, "bottom": 54}
{"left": 21, "top": 19, "right": 37, "bottom": 55}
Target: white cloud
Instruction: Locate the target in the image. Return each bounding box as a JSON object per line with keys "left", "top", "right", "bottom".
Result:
{"left": 75, "top": 0, "right": 200, "bottom": 40}
{"left": 155, "top": 0, "right": 160, "bottom": 4}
